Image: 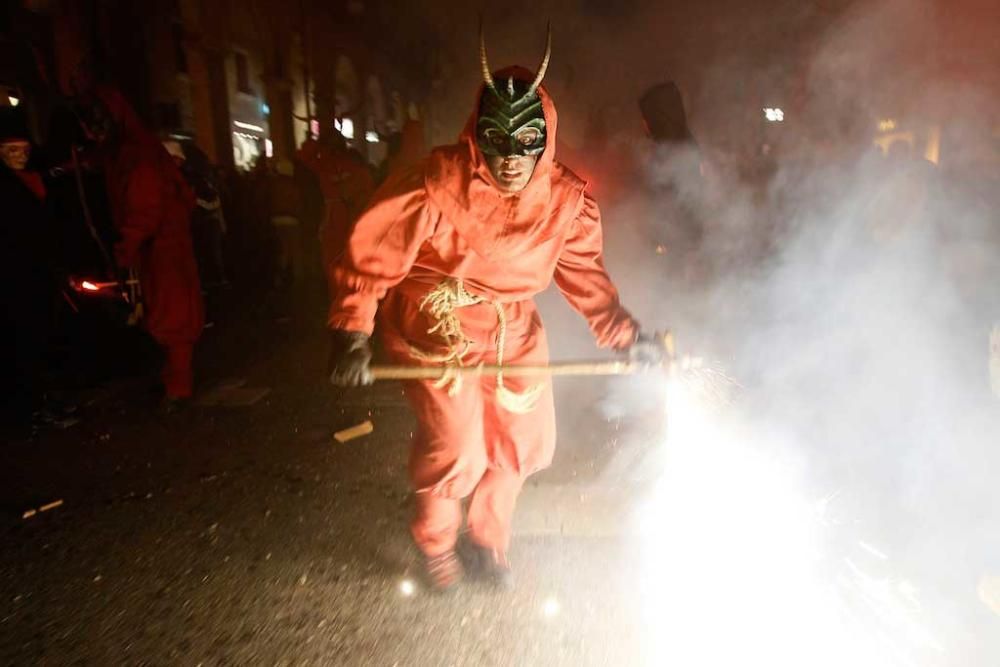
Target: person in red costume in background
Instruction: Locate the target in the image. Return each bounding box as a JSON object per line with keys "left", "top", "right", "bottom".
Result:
{"left": 381, "top": 119, "right": 427, "bottom": 188}
{"left": 327, "top": 30, "right": 663, "bottom": 591}
{"left": 296, "top": 131, "right": 375, "bottom": 285}
{"left": 77, "top": 87, "right": 204, "bottom": 411}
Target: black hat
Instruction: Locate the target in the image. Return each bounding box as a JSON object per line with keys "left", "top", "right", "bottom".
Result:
{"left": 0, "top": 106, "right": 31, "bottom": 143}
{"left": 639, "top": 82, "right": 694, "bottom": 144}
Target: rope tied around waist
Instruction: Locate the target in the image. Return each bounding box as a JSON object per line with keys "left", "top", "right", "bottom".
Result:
{"left": 408, "top": 278, "right": 544, "bottom": 413}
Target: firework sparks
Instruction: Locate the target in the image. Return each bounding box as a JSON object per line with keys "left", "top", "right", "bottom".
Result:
{"left": 630, "top": 369, "right": 941, "bottom": 666}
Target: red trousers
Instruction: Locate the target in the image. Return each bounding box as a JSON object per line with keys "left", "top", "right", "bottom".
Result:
{"left": 141, "top": 237, "right": 203, "bottom": 400}
{"left": 381, "top": 286, "right": 556, "bottom": 557}
{"left": 163, "top": 342, "right": 194, "bottom": 399}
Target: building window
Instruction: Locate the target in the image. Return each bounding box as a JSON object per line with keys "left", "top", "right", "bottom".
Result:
{"left": 235, "top": 52, "right": 252, "bottom": 94}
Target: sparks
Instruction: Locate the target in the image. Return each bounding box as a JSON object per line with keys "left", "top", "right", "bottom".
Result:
{"left": 631, "top": 369, "right": 940, "bottom": 665}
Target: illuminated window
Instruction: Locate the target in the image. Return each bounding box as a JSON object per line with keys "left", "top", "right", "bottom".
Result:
{"left": 334, "top": 118, "right": 355, "bottom": 139}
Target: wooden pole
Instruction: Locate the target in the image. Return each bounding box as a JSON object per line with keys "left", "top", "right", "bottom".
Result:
{"left": 370, "top": 359, "right": 644, "bottom": 380}
{"left": 369, "top": 333, "right": 677, "bottom": 381}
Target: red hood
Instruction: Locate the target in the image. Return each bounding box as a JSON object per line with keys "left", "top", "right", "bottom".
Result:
{"left": 95, "top": 86, "right": 194, "bottom": 225}
{"left": 95, "top": 86, "right": 162, "bottom": 152}
{"left": 424, "top": 66, "right": 585, "bottom": 260}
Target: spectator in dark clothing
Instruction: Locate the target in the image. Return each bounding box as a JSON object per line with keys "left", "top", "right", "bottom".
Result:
{"left": 293, "top": 155, "right": 325, "bottom": 282}
{"left": 267, "top": 158, "right": 305, "bottom": 289}
{"left": 165, "top": 140, "right": 229, "bottom": 287}
{"left": 0, "top": 108, "right": 77, "bottom": 436}
{"left": 638, "top": 81, "right": 706, "bottom": 281}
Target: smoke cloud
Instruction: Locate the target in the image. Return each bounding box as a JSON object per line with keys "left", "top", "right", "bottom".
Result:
{"left": 422, "top": 0, "right": 999, "bottom": 661}
{"left": 476, "top": 0, "right": 1000, "bottom": 665}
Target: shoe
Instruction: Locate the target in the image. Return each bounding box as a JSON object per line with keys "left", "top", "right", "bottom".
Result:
{"left": 43, "top": 395, "right": 78, "bottom": 416}
{"left": 423, "top": 550, "right": 463, "bottom": 592}
{"left": 466, "top": 543, "right": 514, "bottom": 590}
{"left": 32, "top": 407, "right": 79, "bottom": 430}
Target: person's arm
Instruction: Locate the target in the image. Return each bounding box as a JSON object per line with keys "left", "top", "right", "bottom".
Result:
{"left": 327, "top": 167, "right": 435, "bottom": 335}
{"left": 553, "top": 192, "right": 638, "bottom": 350}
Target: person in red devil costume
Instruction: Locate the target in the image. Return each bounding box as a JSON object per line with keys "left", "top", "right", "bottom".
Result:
{"left": 296, "top": 131, "right": 375, "bottom": 276}
{"left": 78, "top": 87, "right": 204, "bottom": 409}
{"left": 327, "top": 29, "right": 662, "bottom": 591}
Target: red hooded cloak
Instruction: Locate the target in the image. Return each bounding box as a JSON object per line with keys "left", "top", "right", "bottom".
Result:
{"left": 98, "top": 87, "right": 203, "bottom": 398}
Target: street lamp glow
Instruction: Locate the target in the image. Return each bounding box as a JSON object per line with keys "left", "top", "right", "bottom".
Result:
{"left": 365, "top": 131, "right": 379, "bottom": 143}
{"left": 763, "top": 107, "right": 784, "bottom": 122}
{"left": 8, "top": 96, "right": 19, "bottom": 107}
{"left": 399, "top": 579, "right": 416, "bottom": 597}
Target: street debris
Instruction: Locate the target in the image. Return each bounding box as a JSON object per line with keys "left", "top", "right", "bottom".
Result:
{"left": 333, "top": 420, "right": 374, "bottom": 443}
{"left": 196, "top": 378, "right": 271, "bottom": 407}
{"left": 22, "top": 499, "right": 64, "bottom": 519}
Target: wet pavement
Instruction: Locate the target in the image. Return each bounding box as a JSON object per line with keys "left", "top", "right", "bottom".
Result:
{"left": 0, "top": 296, "right": 648, "bottom": 666}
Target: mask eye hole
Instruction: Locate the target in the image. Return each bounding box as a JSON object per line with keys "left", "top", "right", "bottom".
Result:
{"left": 483, "top": 129, "right": 508, "bottom": 148}
{"left": 515, "top": 128, "right": 541, "bottom": 146}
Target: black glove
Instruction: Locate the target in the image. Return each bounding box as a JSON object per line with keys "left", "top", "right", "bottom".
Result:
{"left": 629, "top": 330, "right": 666, "bottom": 367}
{"left": 328, "top": 329, "right": 373, "bottom": 387}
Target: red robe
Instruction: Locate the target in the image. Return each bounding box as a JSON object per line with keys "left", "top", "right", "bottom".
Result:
{"left": 99, "top": 87, "right": 203, "bottom": 398}
{"left": 328, "top": 69, "right": 637, "bottom": 556}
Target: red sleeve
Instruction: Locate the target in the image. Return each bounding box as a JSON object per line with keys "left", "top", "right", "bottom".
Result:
{"left": 554, "top": 193, "right": 638, "bottom": 350}
{"left": 327, "top": 167, "right": 435, "bottom": 335}
{"left": 118, "top": 161, "right": 165, "bottom": 264}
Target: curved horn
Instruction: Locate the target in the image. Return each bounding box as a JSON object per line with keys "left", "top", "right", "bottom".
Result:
{"left": 479, "top": 21, "right": 497, "bottom": 94}
{"left": 527, "top": 23, "right": 552, "bottom": 96}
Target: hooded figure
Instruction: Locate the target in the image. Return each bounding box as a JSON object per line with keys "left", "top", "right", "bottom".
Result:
{"left": 327, "top": 47, "right": 660, "bottom": 590}
{"left": 85, "top": 87, "right": 203, "bottom": 406}
{"left": 296, "top": 132, "right": 375, "bottom": 274}
{"left": 381, "top": 119, "right": 427, "bottom": 187}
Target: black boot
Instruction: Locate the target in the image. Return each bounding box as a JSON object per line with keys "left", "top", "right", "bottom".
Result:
{"left": 466, "top": 543, "right": 514, "bottom": 590}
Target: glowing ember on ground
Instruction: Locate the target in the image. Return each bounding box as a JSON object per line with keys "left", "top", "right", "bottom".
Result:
{"left": 541, "top": 596, "right": 560, "bottom": 618}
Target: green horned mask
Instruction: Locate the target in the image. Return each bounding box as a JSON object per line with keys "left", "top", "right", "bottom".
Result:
{"left": 476, "top": 25, "right": 551, "bottom": 158}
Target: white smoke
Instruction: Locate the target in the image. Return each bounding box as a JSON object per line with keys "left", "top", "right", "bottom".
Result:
{"left": 530, "top": 0, "right": 1000, "bottom": 662}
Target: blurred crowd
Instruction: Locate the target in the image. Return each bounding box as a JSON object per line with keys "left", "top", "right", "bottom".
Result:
{"left": 0, "top": 89, "right": 425, "bottom": 440}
